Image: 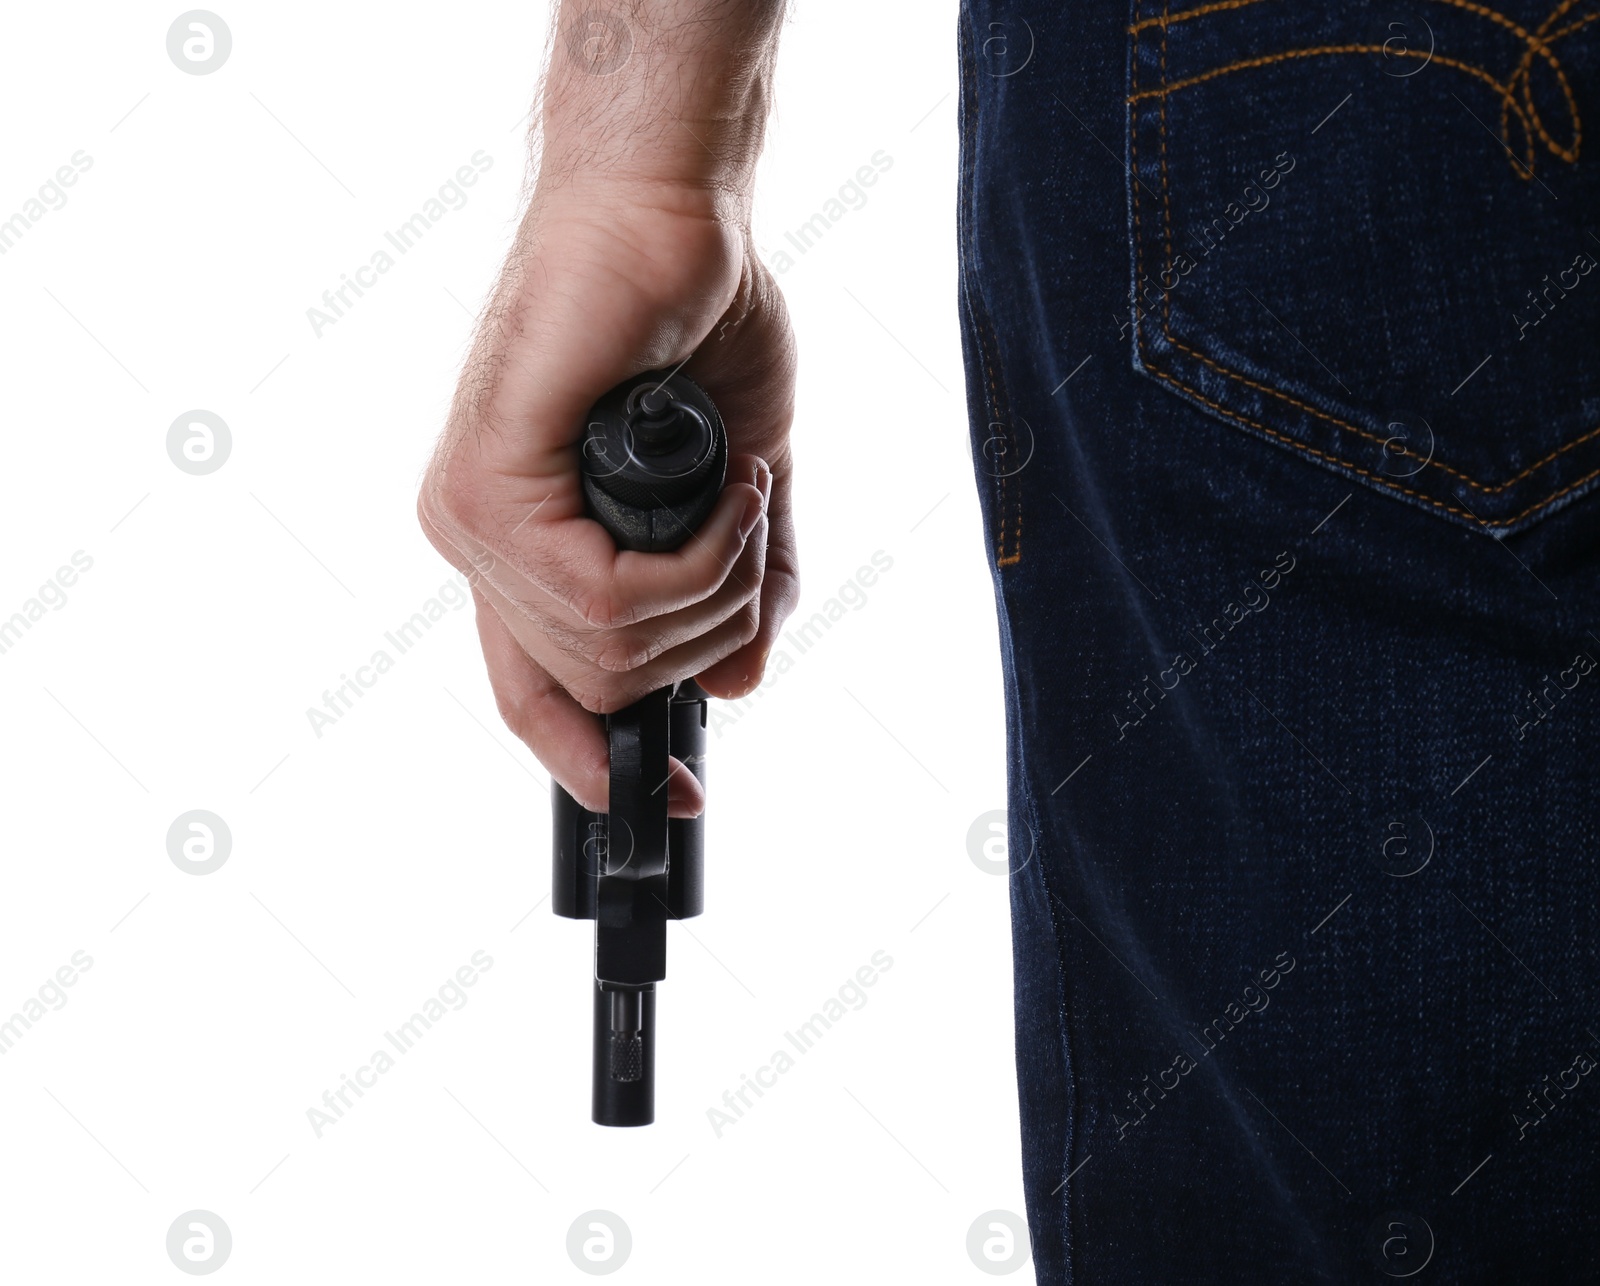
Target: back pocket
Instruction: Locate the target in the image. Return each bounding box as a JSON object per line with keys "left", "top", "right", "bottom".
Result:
{"left": 1126, "top": 0, "right": 1600, "bottom": 534}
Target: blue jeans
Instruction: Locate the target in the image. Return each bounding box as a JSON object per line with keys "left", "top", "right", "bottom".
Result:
{"left": 956, "top": 1, "right": 1600, "bottom": 1280}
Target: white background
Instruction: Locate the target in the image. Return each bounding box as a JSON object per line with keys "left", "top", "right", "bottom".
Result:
{"left": 0, "top": 1, "right": 1028, "bottom": 1280}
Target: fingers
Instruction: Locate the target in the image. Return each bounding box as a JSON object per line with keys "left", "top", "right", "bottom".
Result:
{"left": 539, "top": 507, "right": 771, "bottom": 682}
{"left": 431, "top": 455, "right": 772, "bottom": 685}
{"left": 473, "top": 585, "right": 608, "bottom": 809}
{"left": 427, "top": 455, "right": 770, "bottom": 636}
{"left": 587, "top": 456, "right": 770, "bottom": 627}
{"left": 471, "top": 516, "right": 765, "bottom": 716}
{"left": 472, "top": 588, "right": 707, "bottom": 817}
{"left": 662, "top": 755, "right": 708, "bottom": 822}
{"left": 696, "top": 465, "right": 798, "bottom": 699}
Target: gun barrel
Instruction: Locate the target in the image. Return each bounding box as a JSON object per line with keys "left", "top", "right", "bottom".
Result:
{"left": 593, "top": 981, "right": 655, "bottom": 1126}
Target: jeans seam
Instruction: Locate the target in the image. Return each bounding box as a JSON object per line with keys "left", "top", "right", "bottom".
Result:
{"left": 1008, "top": 638, "right": 1075, "bottom": 1283}
{"left": 960, "top": 5, "right": 1023, "bottom": 569}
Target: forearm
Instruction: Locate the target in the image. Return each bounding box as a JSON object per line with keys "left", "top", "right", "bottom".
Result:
{"left": 539, "top": 0, "right": 787, "bottom": 211}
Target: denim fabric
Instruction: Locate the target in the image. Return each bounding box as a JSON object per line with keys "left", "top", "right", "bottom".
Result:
{"left": 956, "top": 2, "right": 1600, "bottom": 1281}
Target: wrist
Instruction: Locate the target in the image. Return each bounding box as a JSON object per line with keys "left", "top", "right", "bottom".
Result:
{"left": 537, "top": 1, "right": 783, "bottom": 198}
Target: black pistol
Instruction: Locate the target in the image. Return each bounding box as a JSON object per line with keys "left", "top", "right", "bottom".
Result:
{"left": 551, "top": 369, "right": 726, "bottom": 1127}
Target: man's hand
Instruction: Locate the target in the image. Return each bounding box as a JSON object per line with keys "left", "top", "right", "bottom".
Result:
{"left": 418, "top": 2, "right": 795, "bottom": 818}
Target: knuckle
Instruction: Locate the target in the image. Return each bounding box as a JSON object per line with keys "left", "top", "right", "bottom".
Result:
{"left": 572, "top": 589, "right": 620, "bottom": 631}
{"left": 727, "top": 517, "right": 761, "bottom": 571}
{"left": 430, "top": 471, "right": 486, "bottom": 539}
{"left": 570, "top": 776, "right": 608, "bottom": 815}
{"left": 564, "top": 679, "right": 603, "bottom": 714}
{"left": 592, "top": 630, "right": 656, "bottom": 675}
{"left": 569, "top": 746, "right": 611, "bottom": 813}
{"left": 414, "top": 489, "right": 438, "bottom": 538}
{"left": 538, "top": 616, "right": 600, "bottom": 666}
{"left": 735, "top": 602, "right": 761, "bottom": 646}
{"left": 461, "top": 544, "right": 499, "bottom": 587}
{"left": 490, "top": 684, "right": 538, "bottom": 745}
{"left": 771, "top": 596, "right": 797, "bottom": 636}
{"left": 567, "top": 675, "right": 627, "bottom": 717}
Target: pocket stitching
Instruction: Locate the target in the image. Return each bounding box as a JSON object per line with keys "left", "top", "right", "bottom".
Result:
{"left": 1130, "top": 0, "right": 1600, "bottom": 527}
{"left": 1133, "top": 0, "right": 1589, "bottom": 171}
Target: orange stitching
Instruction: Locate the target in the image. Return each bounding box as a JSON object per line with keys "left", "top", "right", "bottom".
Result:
{"left": 1134, "top": 0, "right": 1600, "bottom": 524}
{"left": 1550, "top": 10, "right": 1600, "bottom": 40}
{"left": 1147, "top": 26, "right": 1502, "bottom": 487}
{"left": 1148, "top": 40, "right": 1597, "bottom": 494}
{"left": 982, "top": 60, "right": 1021, "bottom": 564}
{"left": 1129, "top": 0, "right": 1267, "bottom": 35}
{"left": 1432, "top": 0, "right": 1580, "bottom": 161}
{"left": 1153, "top": 39, "right": 1598, "bottom": 506}
{"left": 1171, "top": 333, "right": 1481, "bottom": 483}
{"left": 986, "top": 312, "right": 1021, "bottom": 566}
{"left": 1152, "top": 15, "right": 1506, "bottom": 491}
{"left": 959, "top": 24, "right": 997, "bottom": 566}
{"left": 1003, "top": 328, "right": 1022, "bottom": 563}
{"left": 1128, "top": 6, "right": 1454, "bottom": 517}
{"left": 1130, "top": 0, "right": 1589, "bottom": 51}
{"left": 1495, "top": 458, "right": 1600, "bottom": 525}
{"left": 1168, "top": 330, "right": 1600, "bottom": 493}
{"left": 961, "top": 25, "right": 1020, "bottom": 568}
{"left": 960, "top": 28, "right": 1000, "bottom": 566}
{"left": 1133, "top": 0, "right": 1146, "bottom": 348}
{"left": 1130, "top": 43, "right": 1487, "bottom": 102}
{"left": 1145, "top": 354, "right": 1600, "bottom": 527}
{"left": 1131, "top": 0, "right": 1585, "bottom": 163}
{"left": 1128, "top": 45, "right": 1539, "bottom": 175}
{"left": 1468, "top": 420, "right": 1600, "bottom": 491}
{"left": 989, "top": 322, "right": 1022, "bottom": 566}
{"left": 1160, "top": 0, "right": 1174, "bottom": 331}
{"left": 1505, "top": 0, "right": 1586, "bottom": 164}
{"left": 1144, "top": 358, "right": 1478, "bottom": 519}
{"left": 1127, "top": 0, "right": 1596, "bottom": 174}
{"left": 1479, "top": 0, "right": 1583, "bottom": 165}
